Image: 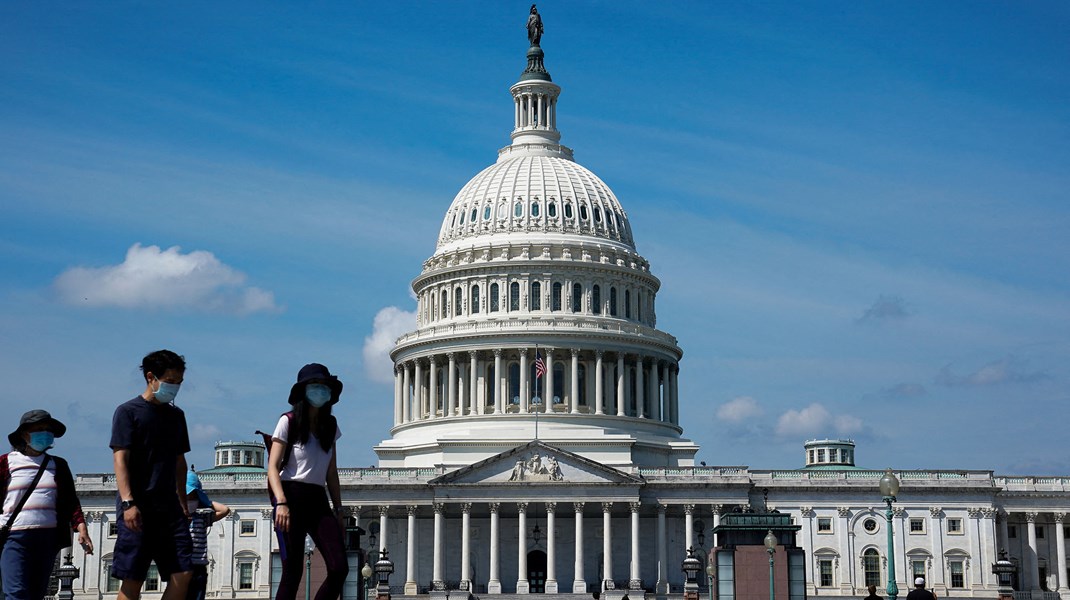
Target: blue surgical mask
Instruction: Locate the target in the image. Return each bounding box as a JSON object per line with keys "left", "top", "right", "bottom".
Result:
{"left": 28, "top": 431, "right": 54, "bottom": 452}
{"left": 154, "top": 378, "right": 181, "bottom": 403}
{"left": 305, "top": 384, "right": 332, "bottom": 408}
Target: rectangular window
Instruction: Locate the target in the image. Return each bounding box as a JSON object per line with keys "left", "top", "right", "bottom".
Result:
{"left": 145, "top": 564, "right": 161, "bottom": 592}
{"left": 817, "top": 517, "right": 833, "bottom": 533}
{"left": 240, "top": 520, "right": 256, "bottom": 536}
{"left": 912, "top": 560, "right": 926, "bottom": 582}
{"left": 829, "top": 448, "right": 838, "bottom": 462}
{"left": 717, "top": 551, "right": 735, "bottom": 600}
{"left": 232, "top": 450, "right": 241, "bottom": 464}
{"left": 949, "top": 561, "right": 965, "bottom": 588}
{"left": 910, "top": 518, "right": 925, "bottom": 533}
{"left": 947, "top": 518, "right": 963, "bottom": 534}
{"left": 819, "top": 559, "right": 834, "bottom": 587}
{"left": 109, "top": 522, "right": 119, "bottom": 537}
{"left": 808, "top": 450, "right": 815, "bottom": 464}
{"left": 1037, "top": 526, "right": 1045, "bottom": 539}
{"left": 221, "top": 451, "right": 229, "bottom": 465}
{"left": 239, "top": 562, "right": 254, "bottom": 590}
{"left": 817, "top": 449, "right": 825, "bottom": 462}
{"left": 103, "top": 560, "right": 121, "bottom": 593}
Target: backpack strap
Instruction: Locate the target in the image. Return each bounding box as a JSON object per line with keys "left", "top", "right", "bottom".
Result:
{"left": 280, "top": 411, "right": 295, "bottom": 470}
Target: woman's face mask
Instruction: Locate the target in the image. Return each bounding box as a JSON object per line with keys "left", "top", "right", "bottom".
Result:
{"left": 305, "top": 384, "right": 332, "bottom": 408}
{"left": 28, "top": 431, "right": 54, "bottom": 452}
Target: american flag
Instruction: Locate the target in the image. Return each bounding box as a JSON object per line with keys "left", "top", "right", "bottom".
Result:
{"left": 534, "top": 350, "right": 546, "bottom": 379}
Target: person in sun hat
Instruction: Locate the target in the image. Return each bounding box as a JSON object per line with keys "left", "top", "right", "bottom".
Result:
{"left": 184, "top": 468, "right": 230, "bottom": 600}
{"left": 1, "top": 409, "right": 92, "bottom": 600}
{"left": 267, "top": 363, "right": 348, "bottom": 600}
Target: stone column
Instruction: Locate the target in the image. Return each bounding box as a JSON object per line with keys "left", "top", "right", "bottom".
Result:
{"left": 570, "top": 349, "right": 580, "bottom": 414}
{"left": 656, "top": 504, "right": 668, "bottom": 594}
{"left": 414, "top": 361, "right": 424, "bottom": 420}
{"left": 494, "top": 349, "right": 503, "bottom": 414}
{"left": 469, "top": 351, "right": 479, "bottom": 415}
{"left": 1026, "top": 512, "right": 1040, "bottom": 591}
{"left": 447, "top": 353, "right": 457, "bottom": 417}
{"left": 545, "top": 349, "right": 555, "bottom": 407}
{"left": 648, "top": 359, "right": 659, "bottom": 420}
{"left": 604, "top": 359, "right": 615, "bottom": 416}
{"left": 379, "top": 506, "right": 389, "bottom": 553}
{"left": 837, "top": 507, "right": 852, "bottom": 592}
{"left": 930, "top": 507, "right": 946, "bottom": 590}
{"left": 671, "top": 366, "right": 680, "bottom": 425}
{"left": 616, "top": 354, "right": 626, "bottom": 416}
{"left": 629, "top": 502, "right": 641, "bottom": 589}
{"left": 711, "top": 504, "right": 723, "bottom": 548}
{"left": 661, "top": 363, "right": 671, "bottom": 422}
{"left": 394, "top": 367, "right": 402, "bottom": 425}
{"left": 518, "top": 502, "right": 530, "bottom": 593}
{"left": 433, "top": 502, "right": 445, "bottom": 587}
{"left": 998, "top": 510, "right": 1010, "bottom": 555}
{"left": 1055, "top": 513, "right": 1068, "bottom": 593}
{"left": 968, "top": 508, "right": 985, "bottom": 589}
{"left": 520, "top": 348, "right": 530, "bottom": 412}
{"left": 547, "top": 502, "right": 559, "bottom": 593}
{"left": 405, "top": 506, "right": 418, "bottom": 595}
{"left": 635, "top": 357, "right": 645, "bottom": 418}
{"left": 461, "top": 503, "right": 472, "bottom": 590}
{"left": 429, "top": 356, "right": 439, "bottom": 419}
{"left": 403, "top": 363, "right": 412, "bottom": 423}
{"left": 603, "top": 503, "right": 614, "bottom": 589}
{"left": 489, "top": 503, "right": 502, "bottom": 594}
{"left": 573, "top": 502, "right": 586, "bottom": 593}
{"left": 685, "top": 504, "right": 695, "bottom": 551}
{"left": 594, "top": 351, "right": 605, "bottom": 415}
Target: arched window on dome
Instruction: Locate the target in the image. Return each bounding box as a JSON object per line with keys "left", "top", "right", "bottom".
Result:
{"left": 454, "top": 287, "right": 462, "bottom": 316}
{"left": 509, "top": 282, "right": 520, "bottom": 311}
{"left": 592, "top": 285, "right": 601, "bottom": 315}
{"left": 497, "top": 202, "right": 507, "bottom": 220}
{"left": 459, "top": 210, "right": 465, "bottom": 225}
{"left": 441, "top": 290, "right": 448, "bottom": 319}
{"left": 531, "top": 281, "right": 541, "bottom": 311}
{"left": 490, "top": 283, "right": 500, "bottom": 312}
{"left": 471, "top": 285, "right": 480, "bottom": 314}
{"left": 610, "top": 287, "right": 618, "bottom": 317}
{"left": 470, "top": 208, "right": 477, "bottom": 223}
{"left": 551, "top": 282, "right": 562, "bottom": 312}
{"left": 483, "top": 206, "right": 492, "bottom": 221}
{"left": 531, "top": 201, "right": 540, "bottom": 218}
{"left": 451, "top": 213, "right": 458, "bottom": 227}
{"left": 625, "top": 289, "right": 632, "bottom": 319}
{"left": 514, "top": 201, "right": 523, "bottom": 218}
{"left": 572, "top": 283, "right": 582, "bottom": 313}
{"left": 580, "top": 204, "right": 589, "bottom": 221}
{"left": 637, "top": 291, "right": 643, "bottom": 322}
{"left": 564, "top": 202, "right": 574, "bottom": 220}
{"left": 594, "top": 206, "right": 603, "bottom": 223}
{"left": 548, "top": 201, "right": 558, "bottom": 218}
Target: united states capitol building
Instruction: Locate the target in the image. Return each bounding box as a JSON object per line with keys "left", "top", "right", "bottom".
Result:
{"left": 70, "top": 12, "right": 1068, "bottom": 600}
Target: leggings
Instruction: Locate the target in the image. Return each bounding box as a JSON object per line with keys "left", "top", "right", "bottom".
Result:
{"left": 274, "top": 481, "right": 348, "bottom": 600}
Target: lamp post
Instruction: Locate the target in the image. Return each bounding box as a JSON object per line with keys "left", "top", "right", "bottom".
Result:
{"left": 705, "top": 563, "right": 715, "bottom": 600}
{"left": 879, "top": 468, "right": 901, "bottom": 600}
{"left": 304, "top": 535, "right": 315, "bottom": 600}
{"left": 682, "top": 546, "right": 702, "bottom": 600}
{"left": 764, "top": 530, "right": 777, "bottom": 600}
{"left": 362, "top": 563, "right": 374, "bottom": 600}
{"left": 992, "top": 549, "right": 1016, "bottom": 600}
{"left": 56, "top": 553, "right": 80, "bottom": 600}
{"left": 375, "top": 547, "right": 395, "bottom": 600}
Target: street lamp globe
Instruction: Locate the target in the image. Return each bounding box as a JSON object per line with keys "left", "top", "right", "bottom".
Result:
{"left": 764, "top": 530, "right": 777, "bottom": 552}
{"left": 362, "top": 563, "right": 373, "bottom": 579}
{"left": 879, "top": 468, "right": 900, "bottom": 500}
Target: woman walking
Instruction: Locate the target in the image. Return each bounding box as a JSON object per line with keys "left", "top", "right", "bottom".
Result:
{"left": 1, "top": 410, "right": 93, "bottom": 600}
{"left": 267, "top": 364, "right": 348, "bottom": 600}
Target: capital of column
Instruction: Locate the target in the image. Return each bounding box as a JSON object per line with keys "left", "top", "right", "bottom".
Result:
{"left": 434, "top": 502, "right": 445, "bottom": 514}
{"left": 596, "top": 349, "right": 604, "bottom": 358}
{"left": 519, "top": 347, "right": 529, "bottom": 356}
{"left": 657, "top": 503, "right": 667, "bottom": 515}
{"left": 489, "top": 502, "right": 501, "bottom": 514}
{"left": 629, "top": 502, "right": 641, "bottom": 513}
{"left": 892, "top": 507, "right": 905, "bottom": 518}
{"left": 407, "top": 505, "right": 418, "bottom": 517}
{"left": 461, "top": 503, "right": 472, "bottom": 514}
{"left": 469, "top": 350, "right": 478, "bottom": 360}
{"left": 260, "top": 508, "right": 273, "bottom": 519}
{"left": 602, "top": 502, "right": 614, "bottom": 513}
{"left": 546, "top": 502, "right": 557, "bottom": 513}
{"left": 710, "top": 504, "right": 724, "bottom": 516}
{"left": 429, "top": 355, "right": 438, "bottom": 366}
{"left": 573, "top": 502, "right": 585, "bottom": 513}
{"left": 517, "top": 502, "right": 529, "bottom": 513}
{"left": 684, "top": 503, "right": 695, "bottom": 515}
{"left": 800, "top": 506, "right": 814, "bottom": 518}
{"left": 837, "top": 507, "right": 851, "bottom": 518}
{"left": 379, "top": 505, "right": 391, "bottom": 517}
{"left": 85, "top": 510, "right": 105, "bottom": 522}
{"left": 968, "top": 507, "right": 984, "bottom": 519}
{"left": 571, "top": 348, "right": 580, "bottom": 358}
{"left": 1025, "top": 512, "right": 1039, "bottom": 522}
{"left": 981, "top": 507, "right": 998, "bottom": 520}
{"left": 493, "top": 348, "right": 503, "bottom": 357}
{"left": 929, "top": 506, "right": 944, "bottom": 518}
{"left": 1053, "top": 512, "right": 1066, "bottom": 523}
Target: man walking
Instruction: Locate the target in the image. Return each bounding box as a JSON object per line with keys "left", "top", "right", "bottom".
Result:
{"left": 110, "top": 350, "right": 194, "bottom": 600}
{"left": 906, "top": 578, "right": 937, "bottom": 600}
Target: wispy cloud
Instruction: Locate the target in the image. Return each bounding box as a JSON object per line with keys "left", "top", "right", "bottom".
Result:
{"left": 935, "top": 357, "right": 1048, "bottom": 387}
{"left": 775, "top": 403, "right": 864, "bottom": 438}
{"left": 871, "top": 382, "right": 927, "bottom": 400}
{"left": 857, "top": 294, "right": 912, "bottom": 323}
{"left": 53, "top": 243, "right": 281, "bottom": 315}
{"left": 189, "top": 423, "right": 223, "bottom": 444}
{"left": 362, "top": 306, "right": 417, "bottom": 384}
{"left": 717, "top": 396, "right": 764, "bottom": 423}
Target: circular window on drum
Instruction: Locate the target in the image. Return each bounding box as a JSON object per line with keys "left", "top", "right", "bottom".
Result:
{"left": 863, "top": 518, "right": 879, "bottom": 533}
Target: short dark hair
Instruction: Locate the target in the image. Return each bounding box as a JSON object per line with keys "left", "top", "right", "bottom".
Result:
{"left": 141, "top": 349, "right": 186, "bottom": 382}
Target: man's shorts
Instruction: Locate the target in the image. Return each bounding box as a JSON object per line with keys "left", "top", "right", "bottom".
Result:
{"left": 111, "top": 499, "right": 193, "bottom": 581}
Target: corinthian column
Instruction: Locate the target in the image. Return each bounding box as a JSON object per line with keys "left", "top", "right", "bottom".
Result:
{"left": 520, "top": 348, "right": 530, "bottom": 412}
{"left": 545, "top": 349, "right": 555, "bottom": 407}
{"left": 433, "top": 502, "right": 444, "bottom": 587}
{"left": 414, "top": 361, "right": 424, "bottom": 420}
{"left": 573, "top": 502, "right": 586, "bottom": 593}
{"left": 629, "top": 502, "right": 641, "bottom": 589}
{"left": 405, "top": 506, "right": 417, "bottom": 595}
{"left": 461, "top": 503, "right": 472, "bottom": 589}
{"left": 1055, "top": 513, "right": 1068, "bottom": 593}
{"left": 603, "top": 503, "right": 614, "bottom": 589}
{"left": 489, "top": 503, "right": 502, "bottom": 594}
{"left": 635, "top": 357, "right": 645, "bottom": 418}
{"left": 518, "top": 502, "right": 529, "bottom": 593}
{"left": 494, "top": 349, "right": 504, "bottom": 414}
{"left": 616, "top": 354, "right": 626, "bottom": 416}
{"left": 469, "top": 351, "right": 479, "bottom": 415}
{"left": 447, "top": 353, "right": 457, "bottom": 417}
{"left": 656, "top": 504, "right": 667, "bottom": 594}
{"left": 570, "top": 349, "right": 580, "bottom": 414}
{"left": 403, "top": 363, "right": 412, "bottom": 423}
{"left": 546, "top": 502, "right": 558, "bottom": 593}
{"left": 594, "top": 351, "right": 605, "bottom": 415}
{"left": 429, "top": 356, "right": 439, "bottom": 419}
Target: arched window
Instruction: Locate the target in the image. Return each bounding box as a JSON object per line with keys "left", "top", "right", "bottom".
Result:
{"left": 459, "top": 210, "right": 465, "bottom": 225}
{"left": 470, "top": 208, "right": 477, "bottom": 222}
{"left": 510, "top": 282, "right": 520, "bottom": 311}
{"left": 471, "top": 285, "right": 480, "bottom": 314}
{"left": 454, "top": 287, "right": 462, "bottom": 316}
{"left": 441, "top": 290, "right": 448, "bottom": 318}
{"left": 580, "top": 204, "right": 589, "bottom": 221}
{"left": 610, "top": 287, "right": 618, "bottom": 316}
{"left": 531, "top": 281, "right": 541, "bottom": 311}
{"left": 625, "top": 289, "right": 632, "bottom": 319}
{"left": 531, "top": 201, "right": 540, "bottom": 217}
{"left": 594, "top": 207, "right": 603, "bottom": 223}
{"left": 564, "top": 202, "right": 574, "bottom": 219}
{"left": 514, "top": 201, "right": 523, "bottom": 218}
{"left": 497, "top": 203, "right": 507, "bottom": 219}
{"left": 490, "top": 283, "right": 500, "bottom": 312}
{"left": 548, "top": 201, "right": 558, "bottom": 218}
{"left": 572, "top": 283, "right": 582, "bottom": 313}
{"left": 483, "top": 206, "right": 492, "bottom": 220}
{"left": 592, "top": 285, "right": 601, "bottom": 315}
{"left": 637, "top": 291, "right": 643, "bottom": 321}
{"left": 863, "top": 549, "right": 881, "bottom": 587}
{"left": 451, "top": 213, "right": 458, "bottom": 227}
{"left": 551, "top": 282, "right": 562, "bottom": 311}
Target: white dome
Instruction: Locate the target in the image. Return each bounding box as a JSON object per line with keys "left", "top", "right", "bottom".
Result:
{"left": 435, "top": 154, "right": 635, "bottom": 253}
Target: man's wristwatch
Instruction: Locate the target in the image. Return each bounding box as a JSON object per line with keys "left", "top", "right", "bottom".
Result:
{"left": 120, "top": 499, "right": 136, "bottom": 512}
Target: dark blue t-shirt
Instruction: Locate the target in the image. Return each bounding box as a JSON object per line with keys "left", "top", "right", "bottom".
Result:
{"left": 110, "top": 396, "right": 191, "bottom": 510}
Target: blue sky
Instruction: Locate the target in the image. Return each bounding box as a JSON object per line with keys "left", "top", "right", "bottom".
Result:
{"left": 2, "top": 2, "right": 1067, "bottom": 476}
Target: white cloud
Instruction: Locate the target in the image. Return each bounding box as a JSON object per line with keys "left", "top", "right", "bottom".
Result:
{"left": 717, "top": 396, "right": 763, "bottom": 423}
{"left": 53, "top": 243, "right": 280, "bottom": 315}
{"left": 775, "top": 403, "right": 864, "bottom": 437}
{"left": 189, "top": 423, "right": 222, "bottom": 444}
{"left": 936, "top": 357, "right": 1048, "bottom": 387}
{"left": 362, "top": 306, "right": 416, "bottom": 384}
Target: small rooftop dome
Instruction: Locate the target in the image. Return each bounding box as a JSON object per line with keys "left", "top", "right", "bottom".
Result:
{"left": 803, "top": 438, "right": 857, "bottom": 469}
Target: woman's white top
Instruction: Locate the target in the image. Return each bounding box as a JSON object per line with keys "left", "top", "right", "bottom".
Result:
{"left": 0, "top": 450, "right": 58, "bottom": 530}
{"left": 272, "top": 415, "right": 341, "bottom": 487}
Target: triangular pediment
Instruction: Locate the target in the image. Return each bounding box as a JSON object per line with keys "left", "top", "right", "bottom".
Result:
{"left": 430, "top": 441, "right": 643, "bottom": 486}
